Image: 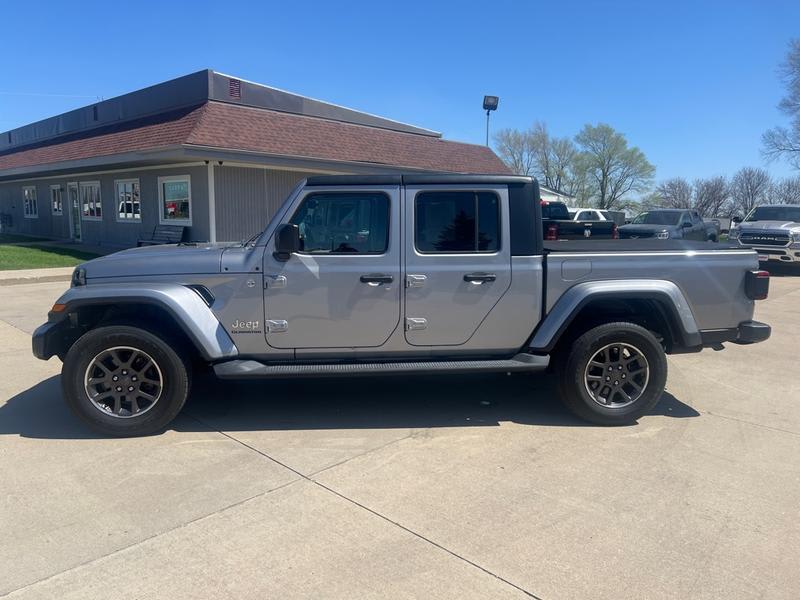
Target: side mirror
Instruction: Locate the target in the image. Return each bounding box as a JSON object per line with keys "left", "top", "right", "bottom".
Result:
{"left": 273, "top": 223, "right": 300, "bottom": 261}
{"left": 732, "top": 216, "right": 742, "bottom": 224}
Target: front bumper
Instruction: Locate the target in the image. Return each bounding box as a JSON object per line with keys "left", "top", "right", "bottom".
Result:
{"left": 32, "top": 320, "right": 68, "bottom": 360}
{"left": 737, "top": 242, "right": 800, "bottom": 264}
{"left": 700, "top": 320, "right": 772, "bottom": 347}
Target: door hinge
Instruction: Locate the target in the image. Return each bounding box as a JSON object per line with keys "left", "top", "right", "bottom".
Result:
{"left": 406, "top": 274, "right": 427, "bottom": 288}
{"left": 265, "top": 275, "right": 287, "bottom": 288}
{"left": 265, "top": 319, "right": 288, "bottom": 333}
{"left": 405, "top": 317, "right": 428, "bottom": 331}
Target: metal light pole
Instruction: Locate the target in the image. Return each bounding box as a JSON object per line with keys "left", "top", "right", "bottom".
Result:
{"left": 483, "top": 95, "right": 499, "bottom": 146}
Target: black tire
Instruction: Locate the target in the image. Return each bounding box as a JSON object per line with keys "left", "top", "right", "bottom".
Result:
{"left": 556, "top": 322, "right": 667, "bottom": 425}
{"left": 61, "top": 326, "right": 191, "bottom": 436}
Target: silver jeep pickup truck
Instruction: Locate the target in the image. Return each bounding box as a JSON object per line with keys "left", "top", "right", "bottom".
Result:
{"left": 32, "top": 174, "right": 771, "bottom": 436}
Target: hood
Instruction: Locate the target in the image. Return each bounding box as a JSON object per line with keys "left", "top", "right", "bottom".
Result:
{"left": 81, "top": 242, "right": 241, "bottom": 280}
{"left": 736, "top": 220, "right": 800, "bottom": 232}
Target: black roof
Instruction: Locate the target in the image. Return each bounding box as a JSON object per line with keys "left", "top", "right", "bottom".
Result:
{"left": 305, "top": 174, "right": 535, "bottom": 186}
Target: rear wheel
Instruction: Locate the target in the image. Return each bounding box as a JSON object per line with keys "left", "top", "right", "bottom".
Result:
{"left": 62, "top": 326, "right": 191, "bottom": 436}
{"left": 557, "top": 322, "right": 667, "bottom": 425}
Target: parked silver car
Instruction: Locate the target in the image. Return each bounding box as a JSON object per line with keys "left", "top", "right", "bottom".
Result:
{"left": 729, "top": 205, "right": 800, "bottom": 266}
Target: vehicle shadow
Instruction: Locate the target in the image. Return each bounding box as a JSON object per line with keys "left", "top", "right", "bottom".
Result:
{"left": 0, "top": 372, "right": 699, "bottom": 440}
{"left": 760, "top": 262, "right": 800, "bottom": 277}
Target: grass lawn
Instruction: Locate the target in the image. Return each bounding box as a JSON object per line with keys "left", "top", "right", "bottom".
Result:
{"left": 0, "top": 245, "right": 100, "bottom": 270}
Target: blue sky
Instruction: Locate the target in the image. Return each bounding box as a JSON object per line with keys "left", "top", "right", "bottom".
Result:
{"left": 1, "top": 0, "right": 798, "bottom": 183}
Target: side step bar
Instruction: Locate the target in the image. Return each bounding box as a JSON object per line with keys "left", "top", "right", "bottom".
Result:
{"left": 213, "top": 353, "right": 549, "bottom": 379}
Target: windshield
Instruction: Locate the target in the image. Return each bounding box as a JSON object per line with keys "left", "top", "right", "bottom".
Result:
{"left": 745, "top": 206, "right": 800, "bottom": 223}
{"left": 632, "top": 211, "right": 681, "bottom": 226}
{"left": 241, "top": 179, "right": 307, "bottom": 245}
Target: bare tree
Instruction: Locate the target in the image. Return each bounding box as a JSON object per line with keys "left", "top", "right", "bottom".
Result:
{"left": 655, "top": 178, "right": 693, "bottom": 209}
{"left": 495, "top": 122, "right": 581, "bottom": 195}
{"left": 768, "top": 176, "right": 800, "bottom": 204}
{"left": 730, "top": 167, "right": 771, "bottom": 215}
{"left": 693, "top": 176, "right": 731, "bottom": 217}
{"left": 762, "top": 39, "right": 800, "bottom": 170}
{"left": 574, "top": 123, "right": 655, "bottom": 209}
{"left": 493, "top": 128, "right": 536, "bottom": 176}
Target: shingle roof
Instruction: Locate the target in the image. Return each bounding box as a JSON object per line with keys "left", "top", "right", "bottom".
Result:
{"left": 0, "top": 101, "right": 510, "bottom": 175}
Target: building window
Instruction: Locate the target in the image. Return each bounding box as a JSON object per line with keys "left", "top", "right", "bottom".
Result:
{"left": 80, "top": 181, "right": 102, "bottom": 220}
{"left": 115, "top": 179, "right": 141, "bottom": 221}
{"left": 50, "top": 185, "right": 64, "bottom": 216}
{"left": 415, "top": 191, "right": 500, "bottom": 253}
{"left": 289, "top": 192, "right": 390, "bottom": 254}
{"left": 158, "top": 176, "right": 191, "bottom": 225}
{"left": 23, "top": 186, "right": 38, "bottom": 218}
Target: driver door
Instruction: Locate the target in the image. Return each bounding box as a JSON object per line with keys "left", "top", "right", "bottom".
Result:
{"left": 262, "top": 185, "right": 401, "bottom": 349}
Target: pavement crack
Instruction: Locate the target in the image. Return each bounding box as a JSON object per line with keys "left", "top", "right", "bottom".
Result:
{"left": 1, "top": 479, "right": 301, "bottom": 598}
{"left": 186, "top": 414, "right": 543, "bottom": 600}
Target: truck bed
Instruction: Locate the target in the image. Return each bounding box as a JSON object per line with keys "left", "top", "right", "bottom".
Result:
{"left": 544, "top": 239, "right": 742, "bottom": 253}
{"left": 543, "top": 240, "right": 758, "bottom": 332}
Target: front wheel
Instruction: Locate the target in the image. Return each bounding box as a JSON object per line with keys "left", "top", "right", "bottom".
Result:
{"left": 61, "top": 326, "right": 191, "bottom": 436}
{"left": 557, "top": 322, "right": 667, "bottom": 425}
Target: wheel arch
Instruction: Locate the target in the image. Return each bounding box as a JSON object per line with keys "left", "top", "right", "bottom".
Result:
{"left": 37, "top": 284, "right": 238, "bottom": 362}
{"left": 528, "top": 280, "right": 702, "bottom": 354}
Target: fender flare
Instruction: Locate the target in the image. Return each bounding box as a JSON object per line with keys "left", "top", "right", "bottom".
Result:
{"left": 44, "top": 283, "right": 238, "bottom": 361}
{"left": 528, "top": 279, "right": 701, "bottom": 352}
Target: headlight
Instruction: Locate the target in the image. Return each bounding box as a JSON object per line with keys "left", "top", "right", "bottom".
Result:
{"left": 728, "top": 228, "right": 739, "bottom": 240}
{"left": 656, "top": 231, "right": 670, "bottom": 239}
{"left": 71, "top": 267, "right": 87, "bottom": 287}
{"left": 792, "top": 231, "right": 800, "bottom": 243}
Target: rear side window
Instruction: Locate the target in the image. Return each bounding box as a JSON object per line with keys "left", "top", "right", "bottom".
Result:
{"left": 289, "top": 192, "right": 389, "bottom": 254}
{"left": 415, "top": 191, "right": 500, "bottom": 253}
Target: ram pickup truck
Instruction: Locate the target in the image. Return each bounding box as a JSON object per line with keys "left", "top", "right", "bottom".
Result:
{"left": 32, "top": 174, "right": 771, "bottom": 436}
{"left": 542, "top": 200, "right": 618, "bottom": 240}
{"left": 729, "top": 204, "right": 800, "bottom": 266}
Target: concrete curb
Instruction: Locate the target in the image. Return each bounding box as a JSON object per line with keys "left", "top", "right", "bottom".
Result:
{"left": 0, "top": 267, "right": 74, "bottom": 286}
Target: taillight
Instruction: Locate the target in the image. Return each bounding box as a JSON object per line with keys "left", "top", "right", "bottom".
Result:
{"left": 745, "top": 270, "right": 770, "bottom": 300}
{"left": 611, "top": 223, "right": 619, "bottom": 239}
{"left": 545, "top": 224, "right": 559, "bottom": 241}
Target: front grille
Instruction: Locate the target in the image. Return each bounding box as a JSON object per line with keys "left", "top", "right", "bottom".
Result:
{"left": 621, "top": 231, "right": 655, "bottom": 239}
{"left": 739, "top": 232, "right": 790, "bottom": 246}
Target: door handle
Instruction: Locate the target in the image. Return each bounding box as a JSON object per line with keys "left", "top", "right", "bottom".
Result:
{"left": 463, "top": 272, "right": 497, "bottom": 284}
{"left": 360, "top": 273, "right": 394, "bottom": 286}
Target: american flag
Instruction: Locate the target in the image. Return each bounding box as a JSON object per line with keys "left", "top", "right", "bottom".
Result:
{"left": 229, "top": 78, "right": 241, "bottom": 99}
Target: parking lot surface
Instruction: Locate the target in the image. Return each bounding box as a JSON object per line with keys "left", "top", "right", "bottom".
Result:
{"left": 1, "top": 277, "right": 799, "bottom": 599}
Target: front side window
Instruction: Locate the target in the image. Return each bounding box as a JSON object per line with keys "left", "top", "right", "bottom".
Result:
{"left": 23, "top": 186, "right": 38, "bottom": 218}
{"left": 116, "top": 179, "right": 141, "bottom": 221}
{"left": 415, "top": 191, "right": 499, "bottom": 253}
{"left": 80, "top": 182, "right": 102, "bottom": 219}
{"left": 289, "top": 192, "right": 389, "bottom": 254}
{"left": 50, "top": 185, "right": 63, "bottom": 215}
{"left": 159, "top": 176, "right": 191, "bottom": 224}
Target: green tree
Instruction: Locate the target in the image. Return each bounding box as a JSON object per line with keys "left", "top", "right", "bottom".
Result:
{"left": 574, "top": 123, "right": 655, "bottom": 209}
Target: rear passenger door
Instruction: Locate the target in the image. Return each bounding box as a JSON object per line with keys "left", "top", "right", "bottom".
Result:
{"left": 403, "top": 185, "right": 512, "bottom": 346}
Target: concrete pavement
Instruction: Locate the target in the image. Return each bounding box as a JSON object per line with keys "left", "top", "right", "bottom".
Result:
{"left": 1, "top": 279, "right": 799, "bottom": 599}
